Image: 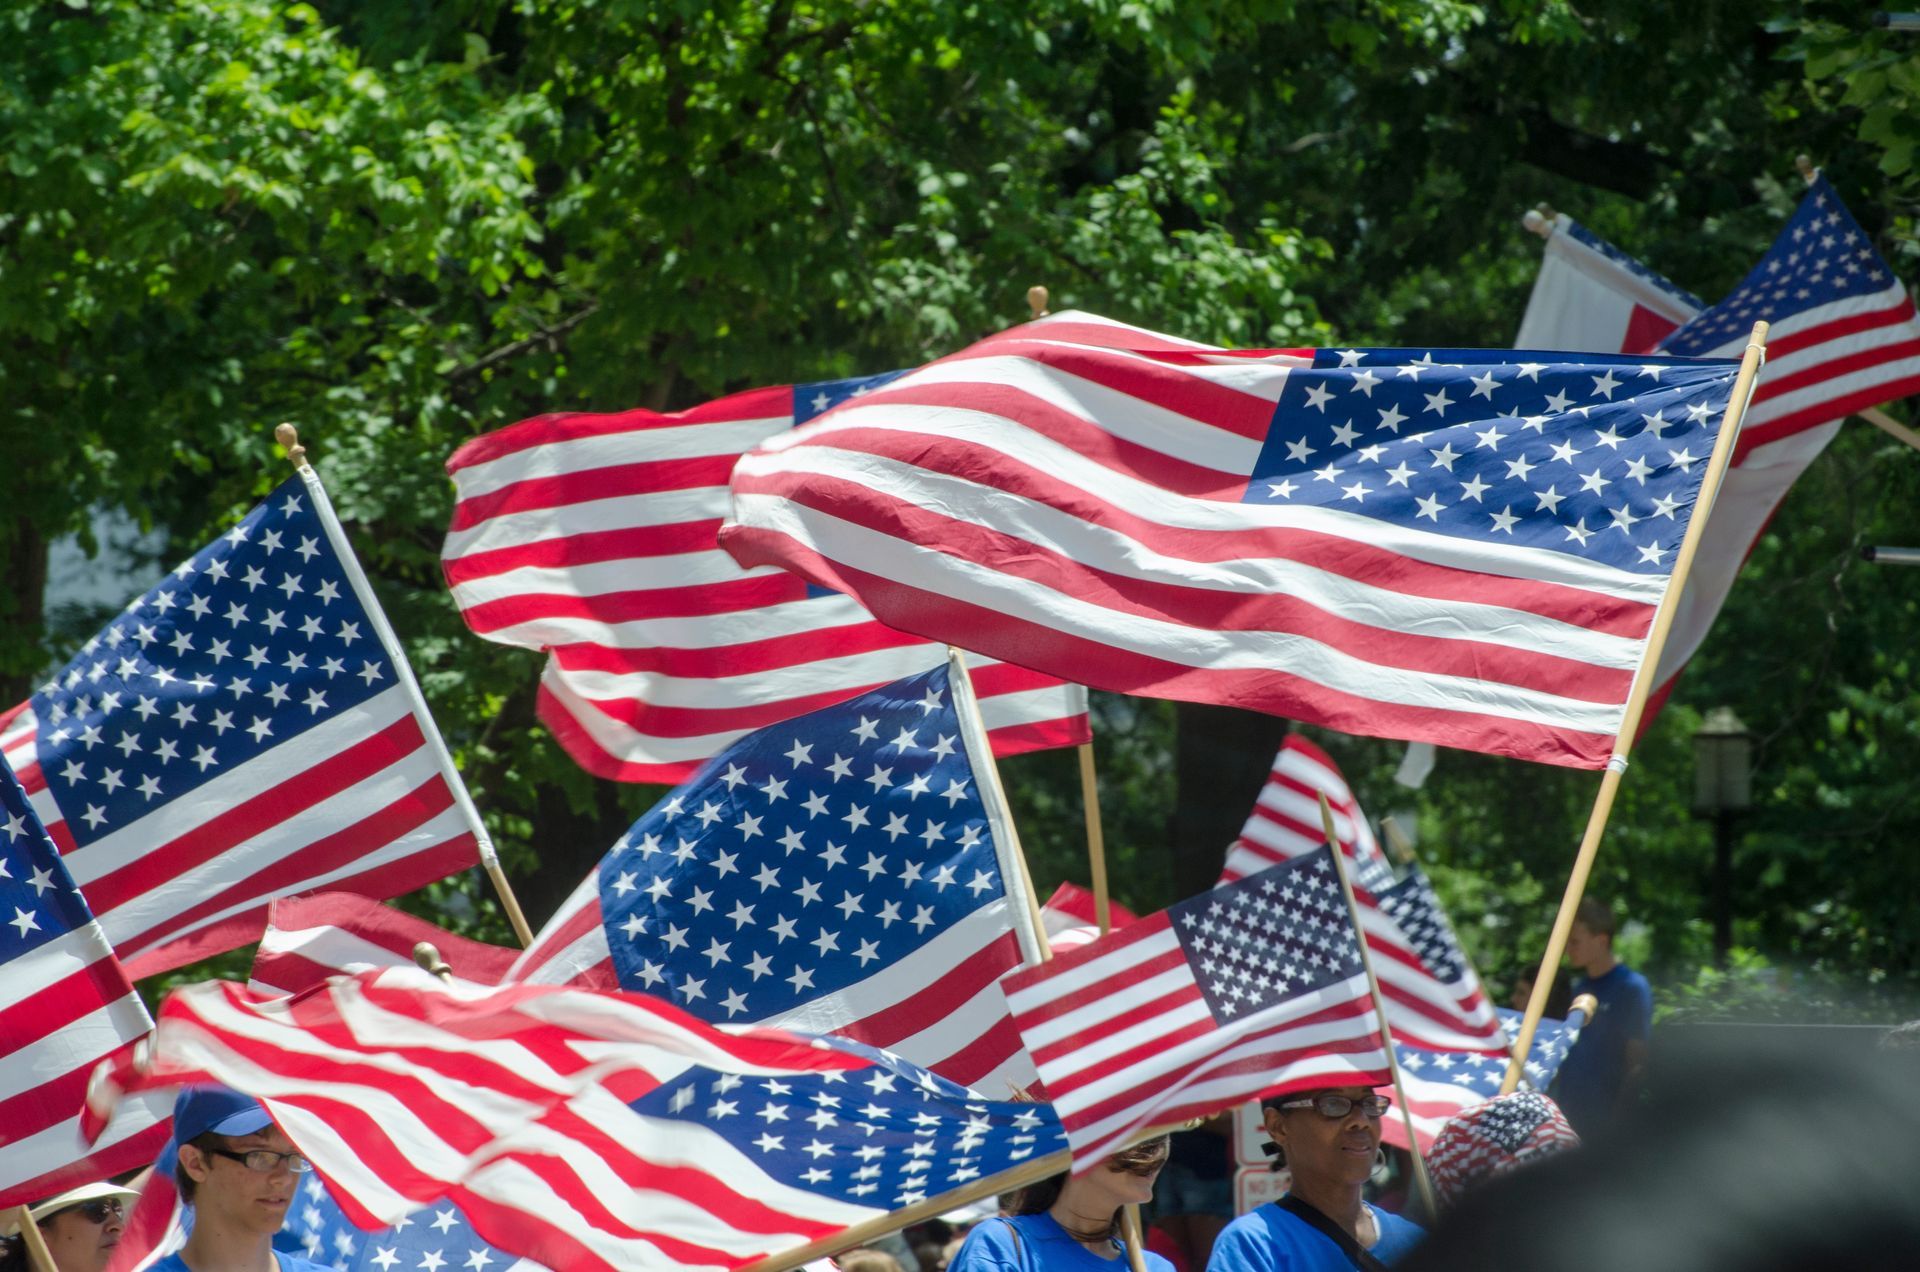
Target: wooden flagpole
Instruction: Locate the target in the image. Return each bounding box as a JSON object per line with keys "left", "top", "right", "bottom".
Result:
{"left": 1075, "top": 741, "right": 1148, "bottom": 1270}
{"left": 275, "top": 424, "right": 534, "bottom": 947}
{"left": 1317, "top": 795, "right": 1438, "bottom": 1221}
{"left": 1500, "top": 322, "right": 1770, "bottom": 1093}
{"left": 1787, "top": 156, "right": 1920, "bottom": 456}
{"left": 6, "top": 1207, "right": 57, "bottom": 1272}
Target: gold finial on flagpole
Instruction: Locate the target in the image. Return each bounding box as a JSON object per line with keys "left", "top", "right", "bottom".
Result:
{"left": 1027, "top": 285, "right": 1050, "bottom": 320}
{"left": 274, "top": 423, "right": 307, "bottom": 470}
{"left": 412, "top": 941, "right": 453, "bottom": 981}
{"left": 1795, "top": 153, "right": 1817, "bottom": 183}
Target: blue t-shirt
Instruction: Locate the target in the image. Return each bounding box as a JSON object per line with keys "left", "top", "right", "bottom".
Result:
{"left": 1551, "top": 962, "right": 1652, "bottom": 1136}
{"left": 1206, "top": 1201, "right": 1423, "bottom": 1271}
{"left": 947, "top": 1212, "right": 1176, "bottom": 1271}
{"left": 148, "top": 1253, "right": 335, "bottom": 1272}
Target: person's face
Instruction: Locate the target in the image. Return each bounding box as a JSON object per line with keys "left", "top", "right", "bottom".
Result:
{"left": 1064, "top": 1143, "right": 1167, "bottom": 1212}
{"left": 180, "top": 1125, "right": 303, "bottom": 1234}
{"left": 1510, "top": 969, "right": 1536, "bottom": 1010}
{"left": 1565, "top": 921, "right": 1606, "bottom": 969}
{"left": 1264, "top": 1086, "right": 1383, "bottom": 1189}
{"left": 37, "top": 1199, "right": 126, "bottom": 1272}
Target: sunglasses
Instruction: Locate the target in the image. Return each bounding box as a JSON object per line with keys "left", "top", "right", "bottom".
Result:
{"left": 51, "top": 1199, "right": 124, "bottom": 1226}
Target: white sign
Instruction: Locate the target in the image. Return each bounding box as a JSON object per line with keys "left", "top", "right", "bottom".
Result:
{"left": 1234, "top": 1164, "right": 1290, "bottom": 1215}
{"left": 1231, "top": 1100, "right": 1271, "bottom": 1166}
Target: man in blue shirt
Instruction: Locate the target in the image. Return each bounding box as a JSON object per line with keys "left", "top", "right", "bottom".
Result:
{"left": 1551, "top": 897, "right": 1652, "bottom": 1138}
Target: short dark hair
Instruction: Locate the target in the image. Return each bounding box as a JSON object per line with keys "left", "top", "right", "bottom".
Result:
{"left": 174, "top": 1132, "right": 223, "bottom": 1204}
{"left": 1572, "top": 897, "right": 1615, "bottom": 939}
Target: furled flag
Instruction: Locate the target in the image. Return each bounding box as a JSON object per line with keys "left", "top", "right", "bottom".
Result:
{"left": 1515, "top": 210, "right": 1704, "bottom": 354}
{"left": 248, "top": 892, "right": 520, "bottom": 998}
{"left": 1216, "top": 734, "right": 1503, "bottom": 1054}
{"left": 1518, "top": 180, "right": 1920, "bottom": 708}
{"left": 1003, "top": 846, "right": 1390, "bottom": 1165}
{"left": 0, "top": 471, "right": 490, "bottom": 977}
{"left": 508, "top": 655, "right": 1046, "bottom": 1093}
{"left": 89, "top": 968, "right": 1070, "bottom": 1272}
{"left": 1385, "top": 1007, "right": 1585, "bottom": 1153}
{"left": 721, "top": 331, "right": 1745, "bottom": 769}
{"left": 443, "top": 363, "right": 1096, "bottom": 784}
{"left": 0, "top": 755, "right": 170, "bottom": 1208}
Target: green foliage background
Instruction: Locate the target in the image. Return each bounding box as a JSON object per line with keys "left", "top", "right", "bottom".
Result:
{"left": 4, "top": 0, "right": 1917, "bottom": 1018}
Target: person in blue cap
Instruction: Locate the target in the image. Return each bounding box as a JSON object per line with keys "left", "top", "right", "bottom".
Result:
{"left": 147, "top": 1085, "right": 332, "bottom": 1272}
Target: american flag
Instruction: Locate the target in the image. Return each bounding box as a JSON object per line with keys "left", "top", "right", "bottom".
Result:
{"left": 1217, "top": 735, "right": 1503, "bottom": 1054}
{"left": 1516, "top": 211, "right": 1704, "bottom": 354}
{"left": 1003, "top": 846, "right": 1389, "bottom": 1165}
{"left": 1384, "top": 1008, "right": 1583, "bottom": 1154}
{"left": 442, "top": 366, "right": 1090, "bottom": 784}
{"left": 0, "top": 755, "right": 170, "bottom": 1208}
{"left": 722, "top": 333, "right": 1744, "bottom": 769}
{"left": 91, "top": 968, "right": 1070, "bottom": 1272}
{"left": 507, "top": 656, "right": 1045, "bottom": 1093}
{"left": 1521, "top": 182, "right": 1920, "bottom": 704}
{"left": 1661, "top": 173, "right": 1920, "bottom": 456}
{"left": 249, "top": 892, "right": 521, "bottom": 998}
{"left": 0, "top": 472, "right": 488, "bottom": 978}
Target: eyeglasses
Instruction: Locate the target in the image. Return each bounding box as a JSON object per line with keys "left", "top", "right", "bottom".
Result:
{"left": 205, "top": 1146, "right": 313, "bottom": 1174}
{"left": 49, "top": 1199, "right": 124, "bottom": 1226}
{"left": 1277, "top": 1094, "right": 1393, "bottom": 1119}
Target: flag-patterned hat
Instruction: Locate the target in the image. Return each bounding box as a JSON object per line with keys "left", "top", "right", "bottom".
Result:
{"left": 1428, "top": 1091, "right": 1579, "bottom": 1209}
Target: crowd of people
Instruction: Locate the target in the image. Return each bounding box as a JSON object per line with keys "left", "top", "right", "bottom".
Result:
{"left": 8, "top": 898, "right": 1917, "bottom": 1272}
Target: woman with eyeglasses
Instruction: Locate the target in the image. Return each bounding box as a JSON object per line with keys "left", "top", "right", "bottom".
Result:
{"left": 1205, "top": 1088, "right": 1424, "bottom": 1271}
{"left": 148, "top": 1085, "right": 333, "bottom": 1272}
{"left": 945, "top": 1134, "right": 1177, "bottom": 1270}
{"left": 0, "top": 1181, "right": 138, "bottom": 1272}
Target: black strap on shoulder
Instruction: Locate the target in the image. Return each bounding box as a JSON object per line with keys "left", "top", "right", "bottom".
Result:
{"left": 1275, "top": 1195, "right": 1392, "bottom": 1272}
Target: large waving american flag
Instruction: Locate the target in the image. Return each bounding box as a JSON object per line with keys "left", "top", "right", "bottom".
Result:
{"left": 508, "top": 657, "right": 1046, "bottom": 1094}
{"left": 723, "top": 333, "right": 1743, "bottom": 769}
{"left": 443, "top": 367, "right": 1090, "bottom": 784}
{"left": 90, "top": 968, "right": 1069, "bottom": 1272}
{"left": 0, "top": 471, "right": 487, "bottom": 978}
{"left": 0, "top": 755, "right": 169, "bottom": 1208}
{"left": 1219, "top": 733, "right": 1503, "bottom": 1054}
{"left": 1004, "top": 846, "right": 1390, "bottom": 1165}
{"left": 1521, "top": 179, "right": 1920, "bottom": 707}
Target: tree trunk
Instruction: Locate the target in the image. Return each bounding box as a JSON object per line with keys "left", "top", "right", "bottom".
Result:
{"left": 1170, "top": 701, "right": 1292, "bottom": 897}
{"left": 0, "top": 516, "right": 49, "bottom": 704}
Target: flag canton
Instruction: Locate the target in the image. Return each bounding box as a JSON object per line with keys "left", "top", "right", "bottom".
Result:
{"left": 282, "top": 1174, "right": 515, "bottom": 1272}
{"left": 1374, "top": 868, "right": 1467, "bottom": 984}
{"left": 1564, "top": 220, "right": 1706, "bottom": 312}
{"left": 631, "top": 1049, "right": 1063, "bottom": 1210}
{"left": 1244, "top": 351, "right": 1737, "bottom": 576}
{"left": 1399, "top": 1009, "right": 1577, "bottom": 1092}
{"left": 599, "top": 664, "right": 1006, "bottom": 1022}
{"left": 28, "top": 476, "right": 392, "bottom": 843}
{"left": 795, "top": 370, "right": 910, "bottom": 425}
{"left": 1170, "top": 848, "right": 1364, "bottom": 1023}
{"left": 0, "top": 763, "right": 96, "bottom": 958}
{"left": 1662, "top": 176, "right": 1901, "bottom": 355}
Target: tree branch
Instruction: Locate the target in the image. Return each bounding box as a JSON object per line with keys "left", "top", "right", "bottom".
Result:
{"left": 444, "top": 302, "right": 601, "bottom": 384}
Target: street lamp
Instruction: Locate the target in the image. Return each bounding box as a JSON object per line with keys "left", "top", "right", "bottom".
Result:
{"left": 1692, "top": 707, "right": 1752, "bottom": 964}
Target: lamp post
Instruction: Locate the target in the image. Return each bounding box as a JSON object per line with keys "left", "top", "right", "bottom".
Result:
{"left": 1692, "top": 707, "right": 1752, "bottom": 964}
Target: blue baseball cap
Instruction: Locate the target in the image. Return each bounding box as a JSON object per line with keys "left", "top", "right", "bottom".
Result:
{"left": 172, "top": 1085, "right": 273, "bottom": 1142}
